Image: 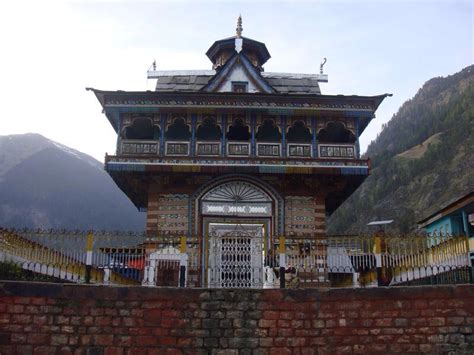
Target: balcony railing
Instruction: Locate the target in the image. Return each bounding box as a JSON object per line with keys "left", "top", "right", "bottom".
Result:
{"left": 288, "top": 143, "right": 312, "bottom": 158}
{"left": 120, "top": 139, "right": 159, "bottom": 155}
{"left": 227, "top": 142, "right": 250, "bottom": 156}
{"left": 257, "top": 143, "right": 281, "bottom": 157}
{"left": 165, "top": 141, "right": 190, "bottom": 156}
{"left": 196, "top": 141, "right": 221, "bottom": 156}
{"left": 319, "top": 143, "right": 356, "bottom": 159}
{"left": 118, "top": 139, "right": 358, "bottom": 161}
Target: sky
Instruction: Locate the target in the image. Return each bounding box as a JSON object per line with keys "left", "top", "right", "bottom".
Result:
{"left": 0, "top": 0, "right": 472, "bottom": 161}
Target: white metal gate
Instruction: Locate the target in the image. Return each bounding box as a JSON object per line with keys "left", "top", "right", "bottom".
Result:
{"left": 208, "top": 224, "right": 263, "bottom": 288}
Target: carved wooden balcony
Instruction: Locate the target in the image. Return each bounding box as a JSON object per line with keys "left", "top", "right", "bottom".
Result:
{"left": 120, "top": 140, "right": 159, "bottom": 155}
{"left": 318, "top": 143, "right": 356, "bottom": 159}
{"left": 115, "top": 139, "right": 362, "bottom": 167}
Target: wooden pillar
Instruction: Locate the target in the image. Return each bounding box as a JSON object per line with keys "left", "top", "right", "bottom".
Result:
{"left": 355, "top": 118, "right": 360, "bottom": 159}
{"left": 221, "top": 114, "right": 227, "bottom": 157}
{"left": 312, "top": 116, "right": 318, "bottom": 158}
{"left": 280, "top": 115, "right": 287, "bottom": 157}
{"left": 191, "top": 114, "right": 197, "bottom": 156}
{"left": 160, "top": 113, "right": 167, "bottom": 156}
{"left": 116, "top": 111, "right": 122, "bottom": 155}
{"left": 251, "top": 114, "right": 256, "bottom": 157}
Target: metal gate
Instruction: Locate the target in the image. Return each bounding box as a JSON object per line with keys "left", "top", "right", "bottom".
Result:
{"left": 208, "top": 224, "right": 263, "bottom": 288}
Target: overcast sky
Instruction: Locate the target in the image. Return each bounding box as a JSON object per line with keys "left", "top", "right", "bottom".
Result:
{"left": 0, "top": 0, "right": 472, "bottom": 161}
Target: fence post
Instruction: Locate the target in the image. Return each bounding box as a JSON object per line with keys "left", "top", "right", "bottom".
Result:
{"left": 85, "top": 231, "right": 94, "bottom": 284}
{"left": 179, "top": 236, "right": 187, "bottom": 288}
{"left": 466, "top": 236, "right": 474, "bottom": 284}
{"left": 279, "top": 236, "right": 286, "bottom": 289}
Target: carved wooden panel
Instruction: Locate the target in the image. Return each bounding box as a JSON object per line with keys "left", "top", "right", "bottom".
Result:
{"left": 319, "top": 144, "right": 355, "bottom": 158}
{"left": 288, "top": 144, "right": 312, "bottom": 158}
{"left": 257, "top": 143, "right": 281, "bottom": 157}
{"left": 121, "top": 140, "right": 159, "bottom": 155}
{"left": 227, "top": 143, "right": 250, "bottom": 156}
{"left": 196, "top": 142, "right": 221, "bottom": 156}
{"left": 166, "top": 142, "right": 189, "bottom": 156}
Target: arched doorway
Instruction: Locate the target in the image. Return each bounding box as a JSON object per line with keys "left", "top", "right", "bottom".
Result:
{"left": 198, "top": 180, "right": 276, "bottom": 288}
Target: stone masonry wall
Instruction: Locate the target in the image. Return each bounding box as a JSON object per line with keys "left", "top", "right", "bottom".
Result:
{"left": 0, "top": 281, "right": 473, "bottom": 354}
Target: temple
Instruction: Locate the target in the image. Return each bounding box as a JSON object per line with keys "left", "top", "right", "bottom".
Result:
{"left": 89, "top": 17, "right": 390, "bottom": 288}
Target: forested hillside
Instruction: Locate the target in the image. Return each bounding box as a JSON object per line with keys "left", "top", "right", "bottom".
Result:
{"left": 328, "top": 66, "right": 474, "bottom": 234}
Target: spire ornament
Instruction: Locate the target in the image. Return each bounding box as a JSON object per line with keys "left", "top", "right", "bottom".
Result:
{"left": 236, "top": 15, "right": 243, "bottom": 38}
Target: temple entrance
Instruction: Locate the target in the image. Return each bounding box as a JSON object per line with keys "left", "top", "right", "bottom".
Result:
{"left": 207, "top": 223, "right": 264, "bottom": 288}
{"left": 198, "top": 179, "right": 277, "bottom": 288}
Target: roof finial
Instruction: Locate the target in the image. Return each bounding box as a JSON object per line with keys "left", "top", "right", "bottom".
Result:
{"left": 236, "top": 14, "right": 243, "bottom": 38}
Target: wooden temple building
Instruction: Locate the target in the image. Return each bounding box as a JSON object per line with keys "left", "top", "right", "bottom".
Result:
{"left": 89, "top": 17, "right": 390, "bottom": 288}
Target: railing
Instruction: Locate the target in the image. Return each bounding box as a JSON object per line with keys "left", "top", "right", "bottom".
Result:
{"left": 319, "top": 143, "right": 356, "bottom": 158}
{"left": 227, "top": 142, "right": 250, "bottom": 156}
{"left": 1, "top": 228, "right": 471, "bottom": 288}
{"left": 257, "top": 143, "right": 281, "bottom": 157}
{"left": 196, "top": 141, "right": 221, "bottom": 156}
{"left": 117, "top": 139, "right": 358, "bottom": 160}
{"left": 288, "top": 143, "right": 312, "bottom": 158}
{"left": 120, "top": 139, "right": 159, "bottom": 155}
{"left": 165, "top": 141, "right": 190, "bottom": 156}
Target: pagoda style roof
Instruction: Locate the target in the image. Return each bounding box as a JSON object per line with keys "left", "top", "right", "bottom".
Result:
{"left": 87, "top": 88, "right": 390, "bottom": 134}
{"left": 206, "top": 35, "right": 271, "bottom": 66}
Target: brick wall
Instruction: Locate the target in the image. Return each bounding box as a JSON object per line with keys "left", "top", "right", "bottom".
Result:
{"left": 0, "top": 281, "right": 473, "bottom": 354}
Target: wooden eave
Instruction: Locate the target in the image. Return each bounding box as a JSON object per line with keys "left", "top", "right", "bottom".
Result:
{"left": 87, "top": 88, "right": 391, "bottom": 134}
{"left": 417, "top": 191, "right": 474, "bottom": 228}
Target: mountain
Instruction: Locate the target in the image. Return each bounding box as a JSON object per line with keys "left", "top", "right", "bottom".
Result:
{"left": 328, "top": 65, "right": 474, "bottom": 234}
{"left": 0, "top": 134, "right": 145, "bottom": 230}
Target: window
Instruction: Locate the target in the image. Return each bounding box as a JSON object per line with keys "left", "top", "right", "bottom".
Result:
{"left": 232, "top": 81, "right": 248, "bottom": 93}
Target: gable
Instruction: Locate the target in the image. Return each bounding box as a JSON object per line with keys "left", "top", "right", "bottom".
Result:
{"left": 217, "top": 62, "right": 260, "bottom": 93}
{"left": 202, "top": 53, "right": 274, "bottom": 94}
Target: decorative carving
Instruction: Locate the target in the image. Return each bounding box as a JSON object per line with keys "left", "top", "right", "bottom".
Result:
{"left": 257, "top": 143, "right": 280, "bottom": 157}
{"left": 105, "top": 96, "right": 375, "bottom": 112}
{"left": 319, "top": 144, "right": 355, "bottom": 158}
{"left": 227, "top": 143, "right": 250, "bottom": 156}
{"left": 121, "top": 140, "right": 159, "bottom": 155}
{"left": 197, "top": 142, "right": 221, "bottom": 156}
{"left": 288, "top": 144, "right": 312, "bottom": 157}
{"left": 202, "top": 181, "right": 272, "bottom": 202}
{"left": 166, "top": 142, "right": 189, "bottom": 156}
{"left": 317, "top": 118, "right": 355, "bottom": 135}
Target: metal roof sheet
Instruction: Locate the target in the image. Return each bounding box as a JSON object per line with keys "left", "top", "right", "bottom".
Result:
{"left": 154, "top": 74, "right": 321, "bottom": 94}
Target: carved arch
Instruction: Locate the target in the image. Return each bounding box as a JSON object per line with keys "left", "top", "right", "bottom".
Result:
{"left": 196, "top": 116, "right": 222, "bottom": 141}
{"left": 317, "top": 121, "right": 356, "bottom": 143}
{"left": 287, "top": 120, "right": 312, "bottom": 142}
{"left": 166, "top": 117, "right": 191, "bottom": 140}
{"left": 227, "top": 117, "right": 250, "bottom": 141}
{"left": 190, "top": 174, "right": 285, "bottom": 236}
{"left": 256, "top": 119, "right": 282, "bottom": 142}
{"left": 122, "top": 117, "right": 160, "bottom": 140}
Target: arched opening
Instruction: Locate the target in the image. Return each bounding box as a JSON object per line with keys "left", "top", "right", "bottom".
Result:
{"left": 123, "top": 117, "right": 160, "bottom": 140}
{"left": 196, "top": 117, "right": 222, "bottom": 141}
{"left": 287, "top": 121, "right": 312, "bottom": 142}
{"left": 165, "top": 118, "right": 191, "bottom": 140}
{"left": 256, "top": 120, "right": 281, "bottom": 142}
{"left": 199, "top": 179, "right": 277, "bottom": 288}
{"left": 226, "top": 118, "right": 250, "bottom": 141}
{"left": 318, "top": 122, "right": 356, "bottom": 143}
